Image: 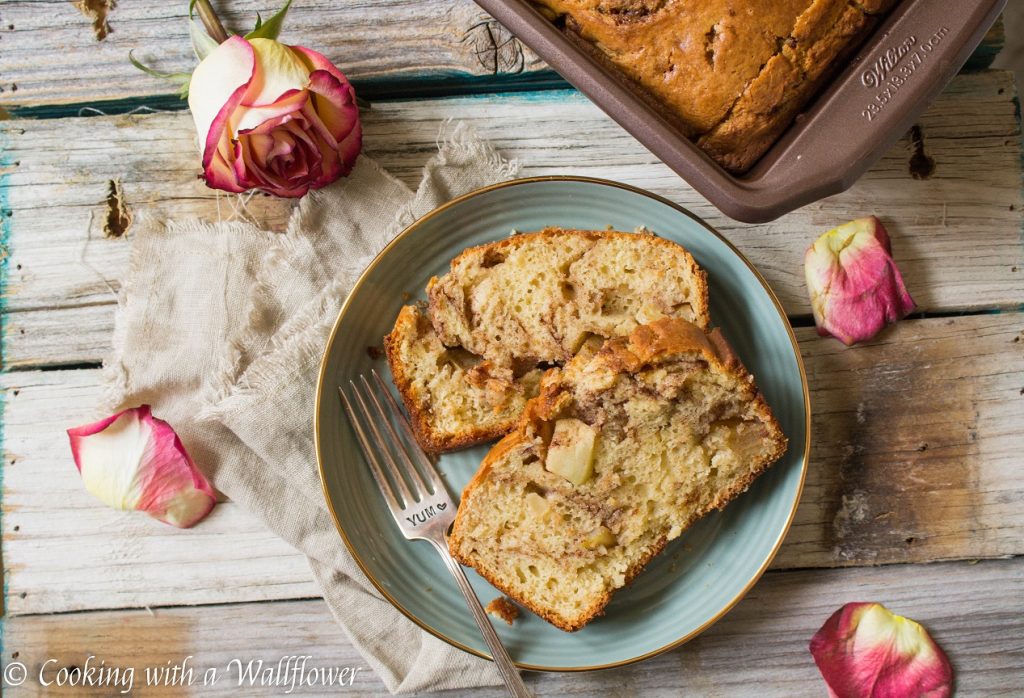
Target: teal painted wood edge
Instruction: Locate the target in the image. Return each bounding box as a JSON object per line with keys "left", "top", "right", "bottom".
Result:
{"left": 2, "top": 70, "right": 570, "bottom": 120}
{"left": 0, "top": 123, "right": 12, "bottom": 657}
{"left": 964, "top": 16, "right": 1005, "bottom": 70}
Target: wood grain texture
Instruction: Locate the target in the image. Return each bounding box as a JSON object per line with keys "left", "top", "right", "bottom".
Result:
{"left": 3, "top": 304, "right": 111, "bottom": 370}
{"left": 5, "top": 313, "right": 1021, "bottom": 614}
{"left": 0, "top": 3, "right": 1005, "bottom": 110}
{"left": 779, "top": 314, "right": 1024, "bottom": 569}
{"left": 1, "top": 71, "right": 1021, "bottom": 374}
{"left": 0, "top": 369, "right": 317, "bottom": 615}
{"left": 3, "top": 558, "right": 1022, "bottom": 695}
{"left": 0, "top": 0, "right": 544, "bottom": 109}
{"left": 1, "top": 4, "right": 1019, "bottom": 690}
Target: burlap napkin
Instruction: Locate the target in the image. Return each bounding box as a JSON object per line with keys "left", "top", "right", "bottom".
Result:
{"left": 100, "top": 122, "right": 518, "bottom": 694}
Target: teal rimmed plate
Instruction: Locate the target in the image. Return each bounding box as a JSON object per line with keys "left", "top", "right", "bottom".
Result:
{"left": 316, "top": 177, "right": 809, "bottom": 671}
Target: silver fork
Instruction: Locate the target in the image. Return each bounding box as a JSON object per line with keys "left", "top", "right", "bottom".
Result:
{"left": 339, "top": 370, "right": 532, "bottom": 698}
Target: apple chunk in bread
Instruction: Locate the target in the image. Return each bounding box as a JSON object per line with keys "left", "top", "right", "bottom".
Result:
{"left": 545, "top": 418, "right": 598, "bottom": 485}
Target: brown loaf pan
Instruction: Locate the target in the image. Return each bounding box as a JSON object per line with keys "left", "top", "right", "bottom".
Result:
{"left": 473, "top": 0, "right": 1007, "bottom": 223}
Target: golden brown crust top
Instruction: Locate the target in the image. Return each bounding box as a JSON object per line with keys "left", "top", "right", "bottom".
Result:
{"left": 535, "top": 0, "right": 828, "bottom": 134}
{"left": 533, "top": 0, "right": 886, "bottom": 171}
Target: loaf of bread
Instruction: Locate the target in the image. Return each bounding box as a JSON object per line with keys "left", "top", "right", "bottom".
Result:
{"left": 384, "top": 228, "right": 710, "bottom": 452}
{"left": 532, "top": 0, "right": 896, "bottom": 172}
{"left": 448, "top": 318, "right": 787, "bottom": 631}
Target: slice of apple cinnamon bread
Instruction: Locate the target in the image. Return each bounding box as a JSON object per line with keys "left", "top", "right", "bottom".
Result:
{"left": 448, "top": 317, "right": 787, "bottom": 631}
{"left": 384, "top": 228, "right": 710, "bottom": 453}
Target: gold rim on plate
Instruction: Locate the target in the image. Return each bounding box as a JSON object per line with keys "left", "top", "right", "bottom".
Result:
{"left": 314, "top": 175, "right": 812, "bottom": 672}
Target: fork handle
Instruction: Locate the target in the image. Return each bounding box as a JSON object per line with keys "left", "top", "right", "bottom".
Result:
{"left": 429, "top": 539, "right": 533, "bottom": 698}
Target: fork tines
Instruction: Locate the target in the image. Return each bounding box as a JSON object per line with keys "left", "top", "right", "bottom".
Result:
{"left": 339, "top": 370, "right": 443, "bottom": 511}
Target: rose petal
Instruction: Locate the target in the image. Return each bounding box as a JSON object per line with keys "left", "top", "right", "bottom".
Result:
{"left": 297, "top": 99, "right": 339, "bottom": 149}
{"left": 804, "top": 216, "right": 916, "bottom": 345}
{"left": 311, "top": 130, "right": 342, "bottom": 186}
{"left": 67, "top": 406, "right": 216, "bottom": 528}
{"left": 297, "top": 98, "right": 361, "bottom": 185}
{"left": 234, "top": 87, "right": 308, "bottom": 136}
{"left": 332, "top": 120, "right": 362, "bottom": 179}
{"left": 200, "top": 78, "right": 254, "bottom": 189}
{"left": 236, "top": 118, "right": 324, "bottom": 196}
{"left": 294, "top": 49, "right": 361, "bottom": 179}
{"left": 291, "top": 45, "right": 351, "bottom": 85}
{"left": 811, "top": 602, "right": 953, "bottom": 698}
{"left": 204, "top": 144, "right": 249, "bottom": 193}
{"left": 305, "top": 68, "right": 360, "bottom": 143}
{"left": 188, "top": 35, "right": 255, "bottom": 158}
{"left": 244, "top": 38, "right": 314, "bottom": 107}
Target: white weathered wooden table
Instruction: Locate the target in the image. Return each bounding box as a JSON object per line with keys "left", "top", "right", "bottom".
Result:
{"left": 0, "top": 2, "right": 1022, "bottom": 695}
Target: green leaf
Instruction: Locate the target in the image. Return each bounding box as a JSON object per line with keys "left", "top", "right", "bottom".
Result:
{"left": 245, "top": 0, "right": 292, "bottom": 40}
{"left": 128, "top": 50, "right": 192, "bottom": 99}
{"left": 188, "top": 0, "right": 198, "bottom": 20}
{"left": 190, "top": 18, "right": 220, "bottom": 60}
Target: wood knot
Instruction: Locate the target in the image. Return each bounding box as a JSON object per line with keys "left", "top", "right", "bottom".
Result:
{"left": 73, "top": 0, "right": 115, "bottom": 41}
{"left": 908, "top": 124, "right": 935, "bottom": 180}
{"left": 103, "top": 178, "right": 132, "bottom": 238}
{"left": 462, "top": 20, "right": 525, "bottom": 75}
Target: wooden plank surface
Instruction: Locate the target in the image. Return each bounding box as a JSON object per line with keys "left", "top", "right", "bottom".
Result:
{"left": 3, "top": 557, "right": 1022, "bottom": 696}
{"left": 1, "top": 71, "right": 1021, "bottom": 375}
{"left": 1, "top": 369, "right": 317, "bottom": 615}
{"left": 6, "top": 313, "right": 1021, "bottom": 615}
{"left": 0, "top": 2, "right": 1005, "bottom": 111}
{"left": 3, "top": 305, "right": 111, "bottom": 370}
{"left": 1, "top": 2, "right": 1021, "bottom": 692}
{"left": 0, "top": 0, "right": 546, "bottom": 110}
{"left": 780, "top": 313, "right": 1024, "bottom": 569}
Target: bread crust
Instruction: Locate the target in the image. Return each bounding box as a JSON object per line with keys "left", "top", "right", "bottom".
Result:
{"left": 533, "top": 0, "right": 888, "bottom": 172}
{"left": 387, "top": 228, "right": 710, "bottom": 453}
{"left": 449, "top": 318, "right": 787, "bottom": 631}
{"left": 698, "top": 5, "right": 876, "bottom": 172}
{"left": 383, "top": 305, "right": 520, "bottom": 453}
{"left": 428, "top": 226, "right": 710, "bottom": 344}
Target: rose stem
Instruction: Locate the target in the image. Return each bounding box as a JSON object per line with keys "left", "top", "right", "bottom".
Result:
{"left": 194, "top": 0, "right": 230, "bottom": 44}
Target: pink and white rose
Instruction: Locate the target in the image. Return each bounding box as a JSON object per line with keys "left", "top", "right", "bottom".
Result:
{"left": 187, "top": 35, "right": 361, "bottom": 197}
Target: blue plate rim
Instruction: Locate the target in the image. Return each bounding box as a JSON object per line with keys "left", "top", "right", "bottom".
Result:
{"left": 314, "top": 175, "right": 811, "bottom": 672}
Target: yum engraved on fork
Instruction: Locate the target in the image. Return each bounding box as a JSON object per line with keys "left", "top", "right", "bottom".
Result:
{"left": 405, "top": 501, "right": 448, "bottom": 526}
